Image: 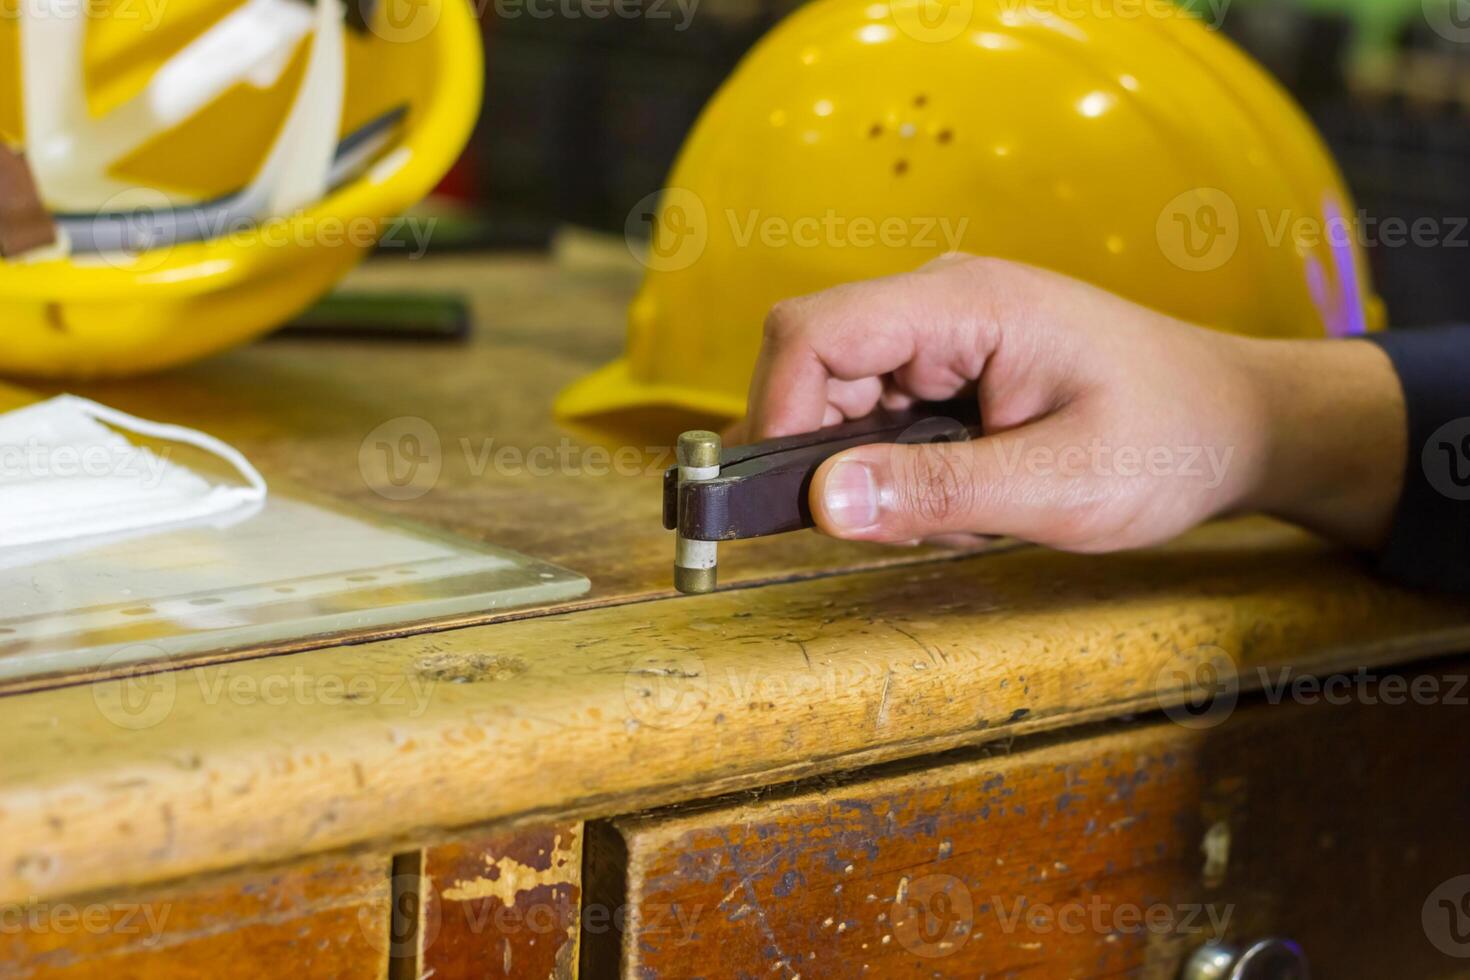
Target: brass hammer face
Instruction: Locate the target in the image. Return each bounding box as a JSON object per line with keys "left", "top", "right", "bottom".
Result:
{"left": 674, "top": 431, "right": 721, "bottom": 594}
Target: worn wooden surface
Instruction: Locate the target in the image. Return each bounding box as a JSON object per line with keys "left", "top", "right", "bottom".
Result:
{"left": 405, "top": 822, "right": 583, "bottom": 979}
{"left": 45, "top": 248, "right": 968, "bottom": 622}
{"left": 591, "top": 667, "right": 1470, "bottom": 978}
{"left": 0, "top": 854, "right": 390, "bottom": 979}
{"left": 2, "top": 516, "right": 1469, "bottom": 907}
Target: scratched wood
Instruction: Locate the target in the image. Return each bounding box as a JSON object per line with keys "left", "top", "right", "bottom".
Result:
{"left": 46, "top": 249, "right": 970, "bottom": 620}
{"left": 7, "top": 247, "right": 1004, "bottom": 693}
{"left": 588, "top": 670, "right": 1470, "bottom": 978}
{"left": 1, "top": 518, "right": 1468, "bottom": 906}
{"left": 403, "top": 822, "right": 583, "bottom": 979}
{"left": 0, "top": 853, "right": 391, "bottom": 979}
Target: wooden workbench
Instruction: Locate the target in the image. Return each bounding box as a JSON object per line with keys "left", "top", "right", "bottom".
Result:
{"left": 5, "top": 248, "right": 1470, "bottom": 978}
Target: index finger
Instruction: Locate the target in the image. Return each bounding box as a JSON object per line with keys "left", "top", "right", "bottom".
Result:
{"left": 745, "top": 263, "right": 998, "bottom": 439}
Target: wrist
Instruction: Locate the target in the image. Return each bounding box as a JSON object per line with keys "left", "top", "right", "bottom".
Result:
{"left": 1234, "top": 335, "right": 1407, "bottom": 550}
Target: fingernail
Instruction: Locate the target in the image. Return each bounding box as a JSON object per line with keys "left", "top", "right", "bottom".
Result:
{"left": 823, "top": 459, "right": 880, "bottom": 532}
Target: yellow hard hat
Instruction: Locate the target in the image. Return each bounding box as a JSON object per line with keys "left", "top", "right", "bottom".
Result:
{"left": 558, "top": 0, "right": 1384, "bottom": 425}
{"left": 0, "top": 0, "right": 481, "bottom": 378}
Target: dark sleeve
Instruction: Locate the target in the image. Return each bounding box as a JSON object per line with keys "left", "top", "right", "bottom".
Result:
{"left": 1366, "top": 326, "right": 1470, "bottom": 593}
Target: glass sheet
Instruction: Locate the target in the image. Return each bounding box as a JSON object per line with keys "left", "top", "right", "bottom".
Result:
{"left": 0, "top": 494, "right": 589, "bottom": 684}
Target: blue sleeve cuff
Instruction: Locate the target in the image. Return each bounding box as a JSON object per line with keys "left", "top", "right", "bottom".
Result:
{"left": 1366, "top": 326, "right": 1470, "bottom": 593}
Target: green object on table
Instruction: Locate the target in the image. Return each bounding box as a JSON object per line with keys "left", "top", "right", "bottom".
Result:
{"left": 281, "top": 291, "right": 472, "bottom": 342}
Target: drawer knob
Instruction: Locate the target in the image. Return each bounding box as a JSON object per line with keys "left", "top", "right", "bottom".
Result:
{"left": 1183, "top": 939, "right": 1310, "bottom": 980}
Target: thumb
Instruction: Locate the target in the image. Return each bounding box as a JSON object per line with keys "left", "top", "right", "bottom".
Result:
{"left": 810, "top": 420, "right": 1091, "bottom": 545}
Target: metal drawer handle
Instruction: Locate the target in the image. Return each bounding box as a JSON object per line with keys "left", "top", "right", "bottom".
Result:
{"left": 1183, "top": 939, "right": 1310, "bottom": 980}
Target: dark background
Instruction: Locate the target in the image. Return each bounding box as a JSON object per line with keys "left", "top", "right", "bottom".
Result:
{"left": 457, "top": 0, "right": 1470, "bottom": 327}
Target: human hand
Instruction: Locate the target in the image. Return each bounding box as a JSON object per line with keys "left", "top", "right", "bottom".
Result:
{"left": 745, "top": 256, "right": 1405, "bottom": 553}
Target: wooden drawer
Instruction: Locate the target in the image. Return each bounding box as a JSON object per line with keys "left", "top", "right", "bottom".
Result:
{"left": 398, "top": 821, "right": 584, "bottom": 979}
{"left": 0, "top": 854, "right": 391, "bottom": 979}
{"left": 581, "top": 664, "right": 1470, "bottom": 977}
{"left": 0, "top": 819, "right": 589, "bottom": 980}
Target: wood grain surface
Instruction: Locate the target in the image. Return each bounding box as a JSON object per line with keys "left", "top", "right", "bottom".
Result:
{"left": 1, "top": 517, "right": 1467, "bottom": 907}
{"left": 405, "top": 822, "right": 583, "bottom": 979}
{"left": 589, "top": 668, "right": 1470, "bottom": 978}
{"left": 5, "top": 248, "right": 1012, "bottom": 693}
{"left": 44, "top": 250, "right": 973, "bottom": 621}
{"left": 0, "top": 854, "right": 390, "bottom": 979}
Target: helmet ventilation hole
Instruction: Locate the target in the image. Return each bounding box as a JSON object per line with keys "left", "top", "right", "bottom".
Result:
{"left": 937, "top": 128, "right": 954, "bottom": 144}
{"left": 894, "top": 159, "right": 909, "bottom": 176}
{"left": 869, "top": 123, "right": 883, "bottom": 138}
{"left": 914, "top": 94, "right": 928, "bottom": 107}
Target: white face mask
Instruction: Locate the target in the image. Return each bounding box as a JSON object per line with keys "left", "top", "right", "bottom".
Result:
{"left": 0, "top": 395, "right": 267, "bottom": 551}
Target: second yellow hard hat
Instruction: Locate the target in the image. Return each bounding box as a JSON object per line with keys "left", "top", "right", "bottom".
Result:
{"left": 558, "top": 0, "right": 1383, "bottom": 425}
